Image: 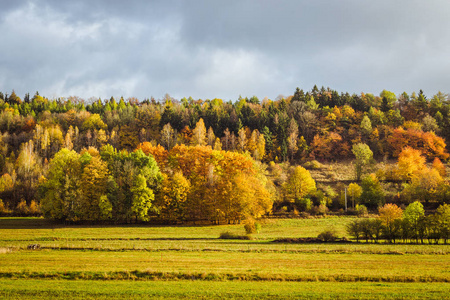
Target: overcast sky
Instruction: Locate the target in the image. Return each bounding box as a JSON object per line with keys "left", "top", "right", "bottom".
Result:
{"left": 1, "top": 0, "right": 450, "bottom": 101}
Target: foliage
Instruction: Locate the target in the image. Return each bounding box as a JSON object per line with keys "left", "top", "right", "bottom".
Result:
{"left": 360, "top": 174, "right": 385, "bottom": 208}
{"left": 3, "top": 87, "right": 450, "bottom": 220}
{"left": 347, "top": 183, "right": 362, "bottom": 209}
{"left": 378, "top": 203, "right": 403, "bottom": 243}
{"left": 352, "top": 143, "right": 373, "bottom": 180}
{"left": 396, "top": 147, "right": 426, "bottom": 181}
{"left": 317, "top": 229, "right": 338, "bottom": 242}
{"left": 355, "top": 204, "right": 368, "bottom": 217}
{"left": 402, "top": 201, "right": 425, "bottom": 243}
{"left": 283, "top": 166, "right": 316, "bottom": 203}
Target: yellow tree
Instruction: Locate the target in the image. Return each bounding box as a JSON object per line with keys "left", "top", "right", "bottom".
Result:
{"left": 158, "top": 171, "right": 190, "bottom": 222}
{"left": 432, "top": 157, "right": 446, "bottom": 177}
{"left": 207, "top": 127, "right": 216, "bottom": 147}
{"left": 160, "top": 123, "right": 176, "bottom": 150}
{"left": 283, "top": 166, "right": 316, "bottom": 203}
{"left": 378, "top": 203, "right": 403, "bottom": 243}
{"left": 402, "top": 167, "right": 444, "bottom": 204}
{"left": 79, "top": 155, "right": 109, "bottom": 220}
{"left": 191, "top": 118, "right": 207, "bottom": 146}
{"left": 347, "top": 182, "right": 362, "bottom": 208}
{"left": 397, "top": 147, "right": 426, "bottom": 180}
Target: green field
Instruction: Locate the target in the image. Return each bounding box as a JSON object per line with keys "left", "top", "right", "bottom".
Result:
{"left": 0, "top": 217, "right": 449, "bottom": 299}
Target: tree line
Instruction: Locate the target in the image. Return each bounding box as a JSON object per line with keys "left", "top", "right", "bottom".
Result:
{"left": 346, "top": 202, "right": 450, "bottom": 244}
{"left": 0, "top": 87, "right": 450, "bottom": 222}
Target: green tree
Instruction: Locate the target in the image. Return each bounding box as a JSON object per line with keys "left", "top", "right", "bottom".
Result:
{"left": 360, "top": 115, "right": 372, "bottom": 137}
{"left": 39, "top": 149, "right": 82, "bottom": 221}
{"left": 352, "top": 143, "right": 373, "bottom": 180}
{"left": 130, "top": 174, "right": 154, "bottom": 222}
{"left": 403, "top": 201, "right": 425, "bottom": 243}
{"left": 435, "top": 204, "right": 450, "bottom": 244}
{"left": 360, "top": 174, "right": 385, "bottom": 208}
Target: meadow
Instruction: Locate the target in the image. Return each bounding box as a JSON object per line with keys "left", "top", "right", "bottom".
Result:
{"left": 0, "top": 217, "right": 449, "bottom": 299}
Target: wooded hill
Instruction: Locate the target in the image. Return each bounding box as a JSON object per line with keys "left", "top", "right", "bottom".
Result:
{"left": 0, "top": 86, "right": 449, "bottom": 222}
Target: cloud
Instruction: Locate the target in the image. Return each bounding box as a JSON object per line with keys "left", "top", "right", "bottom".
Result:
{"left": 1, "top": 0, "right": 450, "bottom": 101}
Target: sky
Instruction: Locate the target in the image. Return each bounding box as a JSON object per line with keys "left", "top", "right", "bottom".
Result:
{"left": 1, "top": 0, "right": 450, "bottom": 102}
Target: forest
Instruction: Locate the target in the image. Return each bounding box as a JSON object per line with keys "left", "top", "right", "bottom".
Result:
{"left": 0, "top": 86, "right": 450, "bottom": 225}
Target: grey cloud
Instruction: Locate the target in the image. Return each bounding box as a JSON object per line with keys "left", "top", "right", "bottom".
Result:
{"left": 1, "top": 0, "right": 450, "bottom": 101}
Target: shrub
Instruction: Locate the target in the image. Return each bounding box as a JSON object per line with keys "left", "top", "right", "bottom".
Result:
{"left": 303, "top": 160, "right": 325, "bottom": 170}
{"left": 29, "top": 200, "right": 41, "bottom": 215}
{"left": 219, "top": 231, "right": 250, "bottom": 240}
{"left": 295, "top": 198, "right": 312, "bottom": 211}
{"left": 16, "top": 199, "right": 30, "bottom": 215}
{"left": 355, "top": 204, "right": 368, "bottom": 217}
{"left": 318, "top": 229, "right": 338, "bottom": 242}
{"left": 0, "top": 199, "right": 5, "bottom": 214}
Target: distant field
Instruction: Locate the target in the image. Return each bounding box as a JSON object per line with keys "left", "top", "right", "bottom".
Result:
{"left": 1, "top": 217, "right": 449, "bottom": 299}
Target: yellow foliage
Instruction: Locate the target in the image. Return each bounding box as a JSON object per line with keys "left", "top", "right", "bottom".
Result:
{"left": 378, "top": 203, "right": 403, "bottom": 227}
{"left": 397, "top": 147, "right": 426, "bottom": 180}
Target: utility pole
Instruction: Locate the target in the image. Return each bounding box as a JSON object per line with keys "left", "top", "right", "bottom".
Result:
{"left": 345, "top": 187, "right": 347, "bottom": 212}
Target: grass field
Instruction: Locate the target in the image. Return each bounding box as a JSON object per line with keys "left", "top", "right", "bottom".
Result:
{"left": 0, "top": 217, "right": 449, "bottom": 299}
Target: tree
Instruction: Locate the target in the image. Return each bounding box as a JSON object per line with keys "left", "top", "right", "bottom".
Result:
{"left": 158, "top": 171, "right": 190, "bottom": 222}
{"left": 347, "top": 183, "right": 362, "bottom": 209}
{"left": 403, "top": 201, "right": 425, "bottom": 243}
{"left": 79, "top": 154, "right": 110, "bottom": 220}
{"left": 360, "top": 174, "right": 385, "bottom": 208}
{"left": 283, "top": 166, "right": 316, "bottom": 203}
{"left": 191, "top": 118, "right": 207, "bottom": 146}
{"left": 435, "top": 204, "right": 450, "bottom": 244}
{"left": 401, "top": 167, "right": 445, "bottom": 205}
{"left": 360, "top": 115, "right": 372, "bottom": 137}
{"left": 82, "top": 113, "right": 107, "bottom": 131}
{"left": 237, "top": 127, "right": 247, "bottom": 152}
{"left": 380, "top": 90, "right": 396, "bottom": 112}
{"left": 39, "top": 149, "right": 82, "bottom": 221}
{"left": 396, "top": 147, "right": 426, "bottom": 181}
{"left": 378, "top": 203, "right": 403, "bottom": 243}
{"left": 160, "top": 123, "right": 176, "bottom": 150}
{"left": 388, "top": 128, "right": 449, "bottom": 160}
{"left": 432, "top": 157, "right": 446, "bottom": 177}
{"left": 352, "top": 143, "right": 373, "bottom": 180}
{"left": 130, "top": 174, "right": 154, "bottom": 222}
{"left": 207, "top": 127, "right": 216, "bottom": 147}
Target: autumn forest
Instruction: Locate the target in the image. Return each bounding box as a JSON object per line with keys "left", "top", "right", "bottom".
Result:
{"left": 0, "top": 86, "right": 449, "bottom": 225}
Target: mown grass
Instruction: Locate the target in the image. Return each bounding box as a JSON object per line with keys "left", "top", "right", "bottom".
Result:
{"left": 1, "top": 249, "right": 448, "bottom": 282}
{"left": 0, "top": 216, "right": 352, "bottom": 241}
{"left": 1, "top": 217, "right": 449, "bottom": 298}
{"left": 0, "top": 280, "right": 448, "bottom": 299}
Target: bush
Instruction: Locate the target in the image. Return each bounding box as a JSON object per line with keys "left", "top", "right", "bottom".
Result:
{"left": 219, "top": 231, "right": 251, "bottom": 240}
{"left": 16, "top": 199, "right": 30, "bottom": 215}
{"left": 0, "top": 199, "right": 6, "bottom": 214}
{"left": 244, "top": 219, "right": 262, "bottom": 235}
{"left": 29, "top": 200, "right": 41, "bottom": 215}
{"left": 318, "top": 229, "right": 338, "bottom": 242}
{"left": 355, "top": 204, "right": 368, "bottom": 217}
{"left": 303, "top": 160, "right": 325, "bottom": 170}
{"left": 295, "top": 198, "right": 312, "bottom": 211}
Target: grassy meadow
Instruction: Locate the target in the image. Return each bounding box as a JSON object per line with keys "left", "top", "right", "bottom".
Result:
{"left": 0, "top": 217, "right": 449, "bottom": 299}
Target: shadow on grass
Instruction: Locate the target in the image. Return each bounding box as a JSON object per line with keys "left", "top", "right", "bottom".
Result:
{"left": 0, "top": 217, "right": 236, "bottom": 230}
